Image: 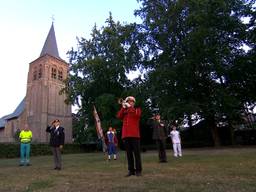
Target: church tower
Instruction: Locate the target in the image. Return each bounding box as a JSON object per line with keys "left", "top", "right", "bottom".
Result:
{"left": 25, "top": 23, "right": 72, "bottom": 143}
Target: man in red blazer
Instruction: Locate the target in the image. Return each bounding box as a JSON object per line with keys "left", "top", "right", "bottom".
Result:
{"left": 117, "top": 96, "right": 142, "bottom": 177}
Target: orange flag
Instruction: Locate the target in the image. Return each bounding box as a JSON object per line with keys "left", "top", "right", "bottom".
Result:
{"left": 93, "top": 105, "right": 107, "bottom": 152}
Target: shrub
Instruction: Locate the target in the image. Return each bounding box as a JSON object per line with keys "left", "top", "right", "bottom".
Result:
{"left": 0, "top": 143, "right": 90, "bottom": 158}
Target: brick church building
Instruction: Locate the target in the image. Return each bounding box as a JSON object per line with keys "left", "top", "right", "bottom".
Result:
{"left": 0, "top": 23, "right": 72, "bottom": 143}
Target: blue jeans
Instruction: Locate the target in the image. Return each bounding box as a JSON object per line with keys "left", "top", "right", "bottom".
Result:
{"left": 108, "top": 143, "right": 116, "bottom": 155}
{"left": 20, "top": 143, "right": 31, "bottom": 165}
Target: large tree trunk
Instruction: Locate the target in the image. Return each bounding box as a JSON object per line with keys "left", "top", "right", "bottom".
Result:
{"left": 227, "top": 118, "right": 235, "bottom": 145}
{"left": 210, "top": 125, "right": 221, "bottom": 147}
{"left": 207, "top": 116, "right": 221, "bottom": 147}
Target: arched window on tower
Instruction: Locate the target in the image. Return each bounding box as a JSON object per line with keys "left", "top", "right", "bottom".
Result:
{"left": 51, "top": 66, "right": 57, "bottom": 79}
{"left": 58, "top": 68, "right": 63, "bottom": 80}
{"left": 33, "top": 67, "right": 37, "bottom": 80}
{"left": 38, "top": 65, "right": 42, "bottom": 79}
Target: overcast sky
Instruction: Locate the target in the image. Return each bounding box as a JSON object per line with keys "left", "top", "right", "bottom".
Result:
{"left": 0, "top": 0, "right": 141, "bottom": 117}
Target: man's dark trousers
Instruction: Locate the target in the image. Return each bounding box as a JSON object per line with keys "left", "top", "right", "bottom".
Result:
{"left": 123, "top": 138, "right": 142, "bottom": 174}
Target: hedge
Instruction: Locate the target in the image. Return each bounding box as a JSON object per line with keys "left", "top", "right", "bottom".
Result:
{"left": 0, "top": 143, "right": 98, "bottom": 158}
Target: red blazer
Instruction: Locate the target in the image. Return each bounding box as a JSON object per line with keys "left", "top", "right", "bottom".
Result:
{"left": 117, "top": 107, "right": 141, "bottom": 139}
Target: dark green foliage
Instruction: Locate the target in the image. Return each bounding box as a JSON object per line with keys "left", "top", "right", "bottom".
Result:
{"left": 62, "top": 13, "right": 146, "bottom": 143}
{"left": 63, "top": 1, "right": 256, "bottom": 146}
{"left": 0, "top": 144, "right": 20, "bottom": 158}
{"left": 181, "top": 121, "right": 214, "bottom": 147}
{"left": 234, "top": 129, "right": 256, "bottom": 145}
{"left": 135, "top": 0, "right": 256, "bottom": 146}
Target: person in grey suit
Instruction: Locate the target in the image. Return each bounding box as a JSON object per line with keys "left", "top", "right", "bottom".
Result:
{"left": 46, "top": 119, "right": 65, "bottom": 170}
{"left": 149, "top": 114, "right": 168, "bottom": 163}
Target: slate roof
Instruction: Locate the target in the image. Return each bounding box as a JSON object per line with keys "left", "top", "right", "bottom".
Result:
{"left": 0, "top": 98, "right": 25, "bottom": 128}
{"left": 40, "top": 23, "right": 60, "bottom": 59}
{"left": 0, "top": 118, "right": 6, "bottom": 128}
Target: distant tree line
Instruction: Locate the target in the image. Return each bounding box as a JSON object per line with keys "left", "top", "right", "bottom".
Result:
{"left": 61, "top": 0, "right": 256, "bottom": 147}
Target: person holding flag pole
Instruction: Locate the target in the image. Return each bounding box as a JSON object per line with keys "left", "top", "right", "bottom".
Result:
{"left": 93, "top": 105, "right": 107, "bottom": 153}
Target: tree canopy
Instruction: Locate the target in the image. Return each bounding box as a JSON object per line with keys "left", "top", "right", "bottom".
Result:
{"left": 63, "top": 13, "right": 144, "bottom": 143}
{"left": 64, "top": 1, "right": 256, "bottom": 146}
{"left": 135, "top": 0, "right": 256, "bottom": 145}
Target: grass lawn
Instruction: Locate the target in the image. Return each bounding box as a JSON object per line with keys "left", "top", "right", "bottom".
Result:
{"left": 0, "top": 147, "right": 256, "bottom": 192}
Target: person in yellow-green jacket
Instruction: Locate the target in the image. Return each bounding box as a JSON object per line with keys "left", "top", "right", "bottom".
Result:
{"left": 19, "top": 124, "right": 32, "bottom": 166}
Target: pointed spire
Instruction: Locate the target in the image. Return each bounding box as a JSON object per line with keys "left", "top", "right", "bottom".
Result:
{"left": 40, "top": 22, "right": 60, "bottom": 59}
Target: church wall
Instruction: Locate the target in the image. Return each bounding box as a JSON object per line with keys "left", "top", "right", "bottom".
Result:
{"left": 25, "top": 56, "right": 72, "bottom": 143}
{"left": 0, "top": 129, "right": 5, "bottom": 141}
{"left": 0, "top": 121, "right": 16, "bottom": 142}
{"left": 0, "top": 111, "right": 26, "bottom": 143}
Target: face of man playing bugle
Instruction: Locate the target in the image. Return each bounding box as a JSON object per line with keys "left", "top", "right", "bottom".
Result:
{"left": 127, "top": 99, "right": 135, "bottom": 107}
{"left": 122, "top": 96, "right": 136, "bottom": 108}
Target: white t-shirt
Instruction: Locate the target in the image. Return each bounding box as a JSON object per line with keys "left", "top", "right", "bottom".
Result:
{"left": 170, "top": 130, "right": 181, "bottom": 144}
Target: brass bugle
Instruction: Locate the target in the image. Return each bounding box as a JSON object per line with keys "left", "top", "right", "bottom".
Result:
{"left": 118, "top": 98, "right": 124, "bottom": 104}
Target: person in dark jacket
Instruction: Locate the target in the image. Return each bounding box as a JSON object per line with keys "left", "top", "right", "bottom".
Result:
{"left": 117, "top": 96, "right": 142, "bottom": 177}
{"left": 149, "top": 114, "right": 168, "bottom": 163}
{"left": 46, "top": 119, "right": 65, "bottom": 170}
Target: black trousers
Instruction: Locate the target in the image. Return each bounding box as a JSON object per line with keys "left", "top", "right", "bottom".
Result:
{"left": 156, "top": 139, "right": 167, "bottom": 162}
{"left": 123, "top": 138, "right": 142, "bottom": 173}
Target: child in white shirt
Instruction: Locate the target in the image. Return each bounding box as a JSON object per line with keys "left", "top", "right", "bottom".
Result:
{"left": 169, "top": 125, "right": 182, "bottom": 157}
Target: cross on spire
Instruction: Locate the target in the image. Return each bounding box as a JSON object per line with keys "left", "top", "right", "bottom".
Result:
{"left": 51, "top": 15, "right": 55, "bottom": 23}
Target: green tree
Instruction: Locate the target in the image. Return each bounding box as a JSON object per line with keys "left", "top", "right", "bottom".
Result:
{"left": 135, "top": 0, "right": 256, "bottom": 146}
{"left": 63, "top": 13, "right": 143, "bottom": 143}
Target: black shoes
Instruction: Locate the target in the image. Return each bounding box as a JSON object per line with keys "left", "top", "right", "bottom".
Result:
{"left": 54, "top": 167, "right": 61, "bottom": 170}
{"left": 19, "top": 163, "right": 31, "bottom": 166}
{"left": 125, "top": 172, "right": 135, "bottom": 177}
{"left": 125, "top": 171, "right": 142, "bottom": 177}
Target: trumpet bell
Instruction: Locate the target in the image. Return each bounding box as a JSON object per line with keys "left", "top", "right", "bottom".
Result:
{"left": 118, "top": 98, "right": 123, "bottom": 104}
